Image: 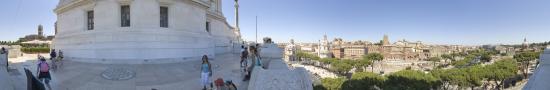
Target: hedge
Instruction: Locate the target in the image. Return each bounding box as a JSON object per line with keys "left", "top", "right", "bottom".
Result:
{"left": 21, "top": 47, "right": 50, "bottom": 53}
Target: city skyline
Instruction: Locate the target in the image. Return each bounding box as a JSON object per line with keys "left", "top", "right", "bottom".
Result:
{"left": 1, "top": 0, "right": 550, "bottom": 45}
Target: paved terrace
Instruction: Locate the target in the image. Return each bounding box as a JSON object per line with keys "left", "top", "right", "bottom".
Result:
{"left": 8, "top": 53, "right": 252, "bottom": 90}
{"left": 1, "top": 53, "right": 15, "bottom": 90}
{"left": 6, "top": 44, "right": 312, "bottom": 90}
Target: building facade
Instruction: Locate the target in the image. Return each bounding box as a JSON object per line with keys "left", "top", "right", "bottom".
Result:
{"left": 53, "top": 0, "right": 240, "bottom": 63}
{"left": 331, "top": 48, "right": 344, "bottom": 59}
{"left": 343, "top": 45, "right": 367, "bottom": 60}
{"left": 284, "top": 39, "right": 297, "bottom": 61}
{"left": 318, "top": 35, "right": 331, "bottom": 58}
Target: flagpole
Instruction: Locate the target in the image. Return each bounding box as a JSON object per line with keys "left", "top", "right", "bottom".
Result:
{"left": 256, "top": 15, "right": 258, "bottom": 43}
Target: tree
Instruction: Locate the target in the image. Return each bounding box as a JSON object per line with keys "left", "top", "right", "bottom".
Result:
{"left": 513, "top": 52, "right": 539, "bottom": 78}
{"left": 296, "top": 50, "right": 320, "bottom": 61}
{"left": 441, "top": 54, "right": 453, "bottom": 63}
{"left": 428, "top": 57, "right": 441, "bottom": 69}
{"left": 320, "top": 78, "right": 346, "bottom": 90}
{"left": 343, "top": 72, "right": 386, "bottom": 90}
{"left": 331, "top": 61, "right": 352, "bottom": 75}
{"left": 384, "top": 70, "right": 441, "bottom": 90}
{"left": 480, "top": 53, "right": 492, "bottom": 63}
{"left": 364, "top": 53, "right": 384, "bottom": 72}
{"left": 484, "top": 59, "right": 518, "bottom": 89}
{"left": 464, "top": 65, "right": 485, "bottom": 90}
{"left": 432, "top": 65, "right": 486, "bottom": 90}
{"left": 358, "top": 55, "right": 374, "bottom": 72}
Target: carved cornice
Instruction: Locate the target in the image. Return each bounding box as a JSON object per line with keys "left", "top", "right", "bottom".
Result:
{"left": 189, "top": 0, "right": 210, "bottom": 9}
{"left": 158, "top": 0, "right": 174, "bottom": 6}
{"left": 54, "top": 0, "right": 95, "bottom": 14}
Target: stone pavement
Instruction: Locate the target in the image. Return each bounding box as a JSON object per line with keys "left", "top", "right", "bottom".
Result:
{"left": 1, "top": 53, "right": 15, "bottom": 90}
{"left": 5, "top": 44, "right": 313, "bottom": 90}
{"left": 7, "top": 53, "right": 248, "bottom": 90}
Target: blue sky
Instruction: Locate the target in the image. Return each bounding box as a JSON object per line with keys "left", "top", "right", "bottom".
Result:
{"left": 1, "top": 0, "right": 549, "bottom": 45}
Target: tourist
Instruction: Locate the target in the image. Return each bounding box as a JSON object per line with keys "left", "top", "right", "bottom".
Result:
{"left": 50, "top": 49, "right": 57, "bottom": 60}
{"left": 58, "top": 50, "right": 64, "bottom": 61}
{"left": 241, "top": 45, "right": 245, "bottom": 52}
{"left": 243, "top": 46, "right": 259, "bottom": 81}
{"left": 255, "top": 44, "right": 261, "bottom": 59}
{"left": 248, "top": 46, "right": 257, "bottom": 70}
{"left": 2, "top": 47, "right": 6, "bottom": 70}
{"left": 0, "top": 47, "right": 6, "bottom": 54}
{"left": 200, "top": 55, "right": 212, "bottom": 90}
{"left": 241, "top": 47, "right": 248, "bottom": 68}
{"left": 37, "top": 56, "right": 52, "bottom": 90}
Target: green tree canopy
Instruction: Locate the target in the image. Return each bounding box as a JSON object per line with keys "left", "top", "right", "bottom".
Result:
{"left": 384, "top": 70, "right": 441, "bottom": 90}
{"left": 441, "top": 54, "right": 453, "bottom": 61}
{"left": 484, "top": 58, "right": 518, "bottom": 89}
{"left": 320, "top": 78, "right": 346, "bottom": 90}
{"left": 365, "top": 53, "right": 384, "bottom": 61}
{"left": 480, "top": 53, "right": 492, "bottom": 62}
{"left": 343, "top": 72, "right": 386, "bottom": 90}
{"left": 331, "top": 61, "right": 353, "bottom": 75}
{"left": 513, "top": 51, "right": 539, "bottom": 77}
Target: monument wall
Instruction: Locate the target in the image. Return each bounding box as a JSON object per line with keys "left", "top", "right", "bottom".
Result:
{"left": 53, "top": 0, "right": 238, "bottom": 64}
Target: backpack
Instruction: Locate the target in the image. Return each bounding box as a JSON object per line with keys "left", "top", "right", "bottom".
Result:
{"left": 39, "top": 61, "right": 49, "bottom": 72}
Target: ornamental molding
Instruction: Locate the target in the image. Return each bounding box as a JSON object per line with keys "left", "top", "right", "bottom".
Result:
{"left": 54, "top": 0, "right": 96, "bottom": 14}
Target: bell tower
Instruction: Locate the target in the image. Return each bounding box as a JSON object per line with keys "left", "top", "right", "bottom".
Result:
{"left": 38, "top": 24, "right": 44, "bottom": 37}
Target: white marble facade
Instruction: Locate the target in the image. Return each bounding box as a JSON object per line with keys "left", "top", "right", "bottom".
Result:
{"left": 53, "top": 0, "right": 240, "bottom": 64}
{"left": 318, "top": 35, "right": 330, "bottom": 58}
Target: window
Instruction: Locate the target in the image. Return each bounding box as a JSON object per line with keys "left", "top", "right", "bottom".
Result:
{"left": 121, "top": 5, "right": 130, "bottom": 27}
{"left": 206, "top": 22, "right": 210, "bottom": 33}
{"left": 160, "top": 7, "right": 168, "bottom": 28}
{"left": 87, "top": 11, "right": 94, "bottom": 30}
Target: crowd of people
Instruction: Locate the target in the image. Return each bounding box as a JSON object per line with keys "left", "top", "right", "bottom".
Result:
{"left": 200, "top": 44, "right": 262, "bottom": 90}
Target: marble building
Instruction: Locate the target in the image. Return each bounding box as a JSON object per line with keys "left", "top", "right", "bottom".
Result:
{"left": 53, "top": 0, "right": 241, "bottom": 63}
{"left": 318, "top": 35, "right": 331, "bottom": 58}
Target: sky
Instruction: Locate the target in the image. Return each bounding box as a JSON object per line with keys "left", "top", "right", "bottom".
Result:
{"left": 1, "top": 0, "right": 549, "bottom": 45}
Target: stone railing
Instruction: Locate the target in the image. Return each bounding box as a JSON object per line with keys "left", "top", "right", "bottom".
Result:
{"left": 523, "top": 48, "right": 550, "bottom": 90}
{"left": 0, "top": 53, "right": 14, "bottom": 90}
{"left": 247, "top": 43, "right": 313, "bottom": 90}
{"left": 0, "top": 53, "right": 6, "bottom": 67}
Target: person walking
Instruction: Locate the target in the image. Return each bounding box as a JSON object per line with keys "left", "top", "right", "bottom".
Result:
{"left": 37, "top": 56, "right": 52, "bottom": 90}
{"left": 58, "top": 50, "right": 64, "bottom": 60}
{"left": 1, "top": 47, "right": 7, "bottom": 71}
{"left": 243, "top": 46, "right": 259, "bottom": 81}
{"left": 240, "top": 47, "right": 248, "bottom": 69}
{"left": 1, "top": 47, "right": 6, "bottom": 54}
{"left": 49, "top": 49, "right": 56, "bottom": 60}
{"left": 200, "top": 55, "right": 213, "bottom": 90}
{"left": 255, "top": 44, "right": 261, "bottom": 59}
